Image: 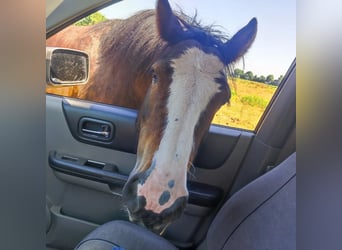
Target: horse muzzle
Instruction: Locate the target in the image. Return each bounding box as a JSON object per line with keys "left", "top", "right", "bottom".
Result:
{"left": 122, "top": 172, "right": 188, "bottom": 234}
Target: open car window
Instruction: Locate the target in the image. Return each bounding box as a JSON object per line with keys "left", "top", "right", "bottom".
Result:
{"left": 46, "top": 0, "right": 295, "bottom": 131}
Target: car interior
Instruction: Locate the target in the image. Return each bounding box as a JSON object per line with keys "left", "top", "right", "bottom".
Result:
{"left": 46, "top": 0, "right": 296, "bottom": 249}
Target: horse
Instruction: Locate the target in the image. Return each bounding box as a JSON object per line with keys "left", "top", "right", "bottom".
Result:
{"left": 47, "top": 0, "right": 257, "bottom": 234}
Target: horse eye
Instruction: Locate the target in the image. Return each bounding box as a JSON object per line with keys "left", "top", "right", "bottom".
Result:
{"left": 152, "top": 71, "right": 158, "bottom": 84}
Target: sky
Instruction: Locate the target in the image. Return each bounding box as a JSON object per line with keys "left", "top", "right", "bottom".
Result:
{"left": 100, "top": 0, "right": 296, "bottom": 79}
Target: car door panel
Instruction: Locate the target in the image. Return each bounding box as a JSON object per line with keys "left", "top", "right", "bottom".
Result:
{"left": 61, "top": 97, "right": 242, "bottom": 169}
{"left": 62, "top": 98, "right": 138, "bottom": 153}
{"left": 46, "top": 94, "right": 254, "bottom": 248}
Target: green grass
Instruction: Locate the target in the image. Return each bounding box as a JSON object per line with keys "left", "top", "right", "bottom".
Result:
{"left": 240, "top": 95, "right": 269, "bottom": 109}
{"left": 212, "top": 78, "right": 277, "bottom": 130}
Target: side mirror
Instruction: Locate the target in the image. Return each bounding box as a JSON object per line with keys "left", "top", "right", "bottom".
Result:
{"left": 46, "top": 47, "right": 89, "bottom": 86}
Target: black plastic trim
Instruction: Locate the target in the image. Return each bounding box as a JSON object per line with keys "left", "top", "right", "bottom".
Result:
{"left": 187, "top": 181, "right": 223, "bottom": 207}
{"left": 49, "top": 151, "right": 128, "bottom": 187}
{"left": 49, "top": 151, "right": 223, "bottom": 207}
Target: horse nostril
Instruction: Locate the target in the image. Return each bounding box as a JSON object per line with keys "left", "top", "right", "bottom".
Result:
{"left": 140, "top": 195, "right": 188, "bottom": 233}
{"left": 122, "top": 173, "right": 147, "bottom": 213}
{"left": 122, "top": 176, "right": 137, "bottom": 197}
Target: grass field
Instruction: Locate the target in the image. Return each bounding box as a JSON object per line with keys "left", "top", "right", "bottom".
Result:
{"left": 212, "top": 78, "right": 278, "bottom": 130}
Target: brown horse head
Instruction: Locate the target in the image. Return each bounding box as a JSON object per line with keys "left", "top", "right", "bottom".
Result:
{"left": 122, "top": 0, "right": 257, "bottom": 233}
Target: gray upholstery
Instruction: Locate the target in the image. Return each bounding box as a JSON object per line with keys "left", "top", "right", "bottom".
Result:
{"left": 76, "top": 153, "right": 296, "bottom": 250}
{"left": 207, "top": 152, "right": 296, "bottom": 250}
{"left": 75, "top": 220, "right": 177, "bottom": 250}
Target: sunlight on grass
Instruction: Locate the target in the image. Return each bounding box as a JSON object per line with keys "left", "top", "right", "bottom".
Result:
{"left": 240, "top": 95, "right": 269, "bottom": 109}
{"left": 212, "top": 78, "right": 277, "bottom": 130}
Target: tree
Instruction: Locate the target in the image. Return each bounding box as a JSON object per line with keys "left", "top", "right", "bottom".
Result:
{"left": 266, "top": 74, "right": 274, "bottom": 83}
{"left": 270, "top": 75, "right": 284, "bottom": 86}
{"left": 234, "top": 68, "right": 244, "bottom": 78}
{"left": 74, "top": 12, "right": 108, "bottom": 26}
{"left": 278, "top": 75, "right": 284, "bottom": 82}
{"left": 243, "top": 71, "right": 254, "bottom": 80}
{"left": 258, "top": 75, "right": 266, "bottom": 83}
{"left": 252, "top": 75, "right": 266, "bottom": 83}
{"left": 233, "top": 69, "right": 280, "bottom": 84}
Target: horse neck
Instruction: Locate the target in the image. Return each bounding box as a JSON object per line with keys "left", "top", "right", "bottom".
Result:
{"left": 98, "top": 11, "right": 167, "bottom": 109}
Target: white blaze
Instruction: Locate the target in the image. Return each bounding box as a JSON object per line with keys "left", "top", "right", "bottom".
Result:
{"left": 137, "top": 47, "right": 224, "bottom": 213}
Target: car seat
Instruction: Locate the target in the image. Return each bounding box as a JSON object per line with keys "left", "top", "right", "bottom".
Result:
{"left": 75, "top": 152, "right": 296, "bottom": 250}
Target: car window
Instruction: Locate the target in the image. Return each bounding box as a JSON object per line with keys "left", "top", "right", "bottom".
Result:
{"left": 46, "top": 0, "right": 295, "bottom": 131}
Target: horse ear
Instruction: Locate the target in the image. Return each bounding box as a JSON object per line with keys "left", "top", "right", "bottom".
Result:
{"left": 156, "top": 0, "right": 184, "bottom": 42}
{"left": 224, "top": 18, "right": 257, "bottom": 64}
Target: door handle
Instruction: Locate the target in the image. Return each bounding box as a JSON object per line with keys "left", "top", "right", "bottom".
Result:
{"left": 78, "top": 117, "right": 114, "bottom": 142}
{"left": 81, "top": 128, "right": 110, "bottom": 138}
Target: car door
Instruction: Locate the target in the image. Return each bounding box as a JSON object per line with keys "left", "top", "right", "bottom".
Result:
{"left": 46, "top": 1, "right": 295, "bottom": 249}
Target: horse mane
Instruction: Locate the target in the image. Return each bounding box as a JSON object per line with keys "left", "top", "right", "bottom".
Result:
{"left": 100, "top": 9, "right": 233, "bottom": 65}
{"left": 175, "top": 10, "right": 230, "bottom": 47}
{"left": 97, "top": 9, "right": 234, "bottom": 104}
